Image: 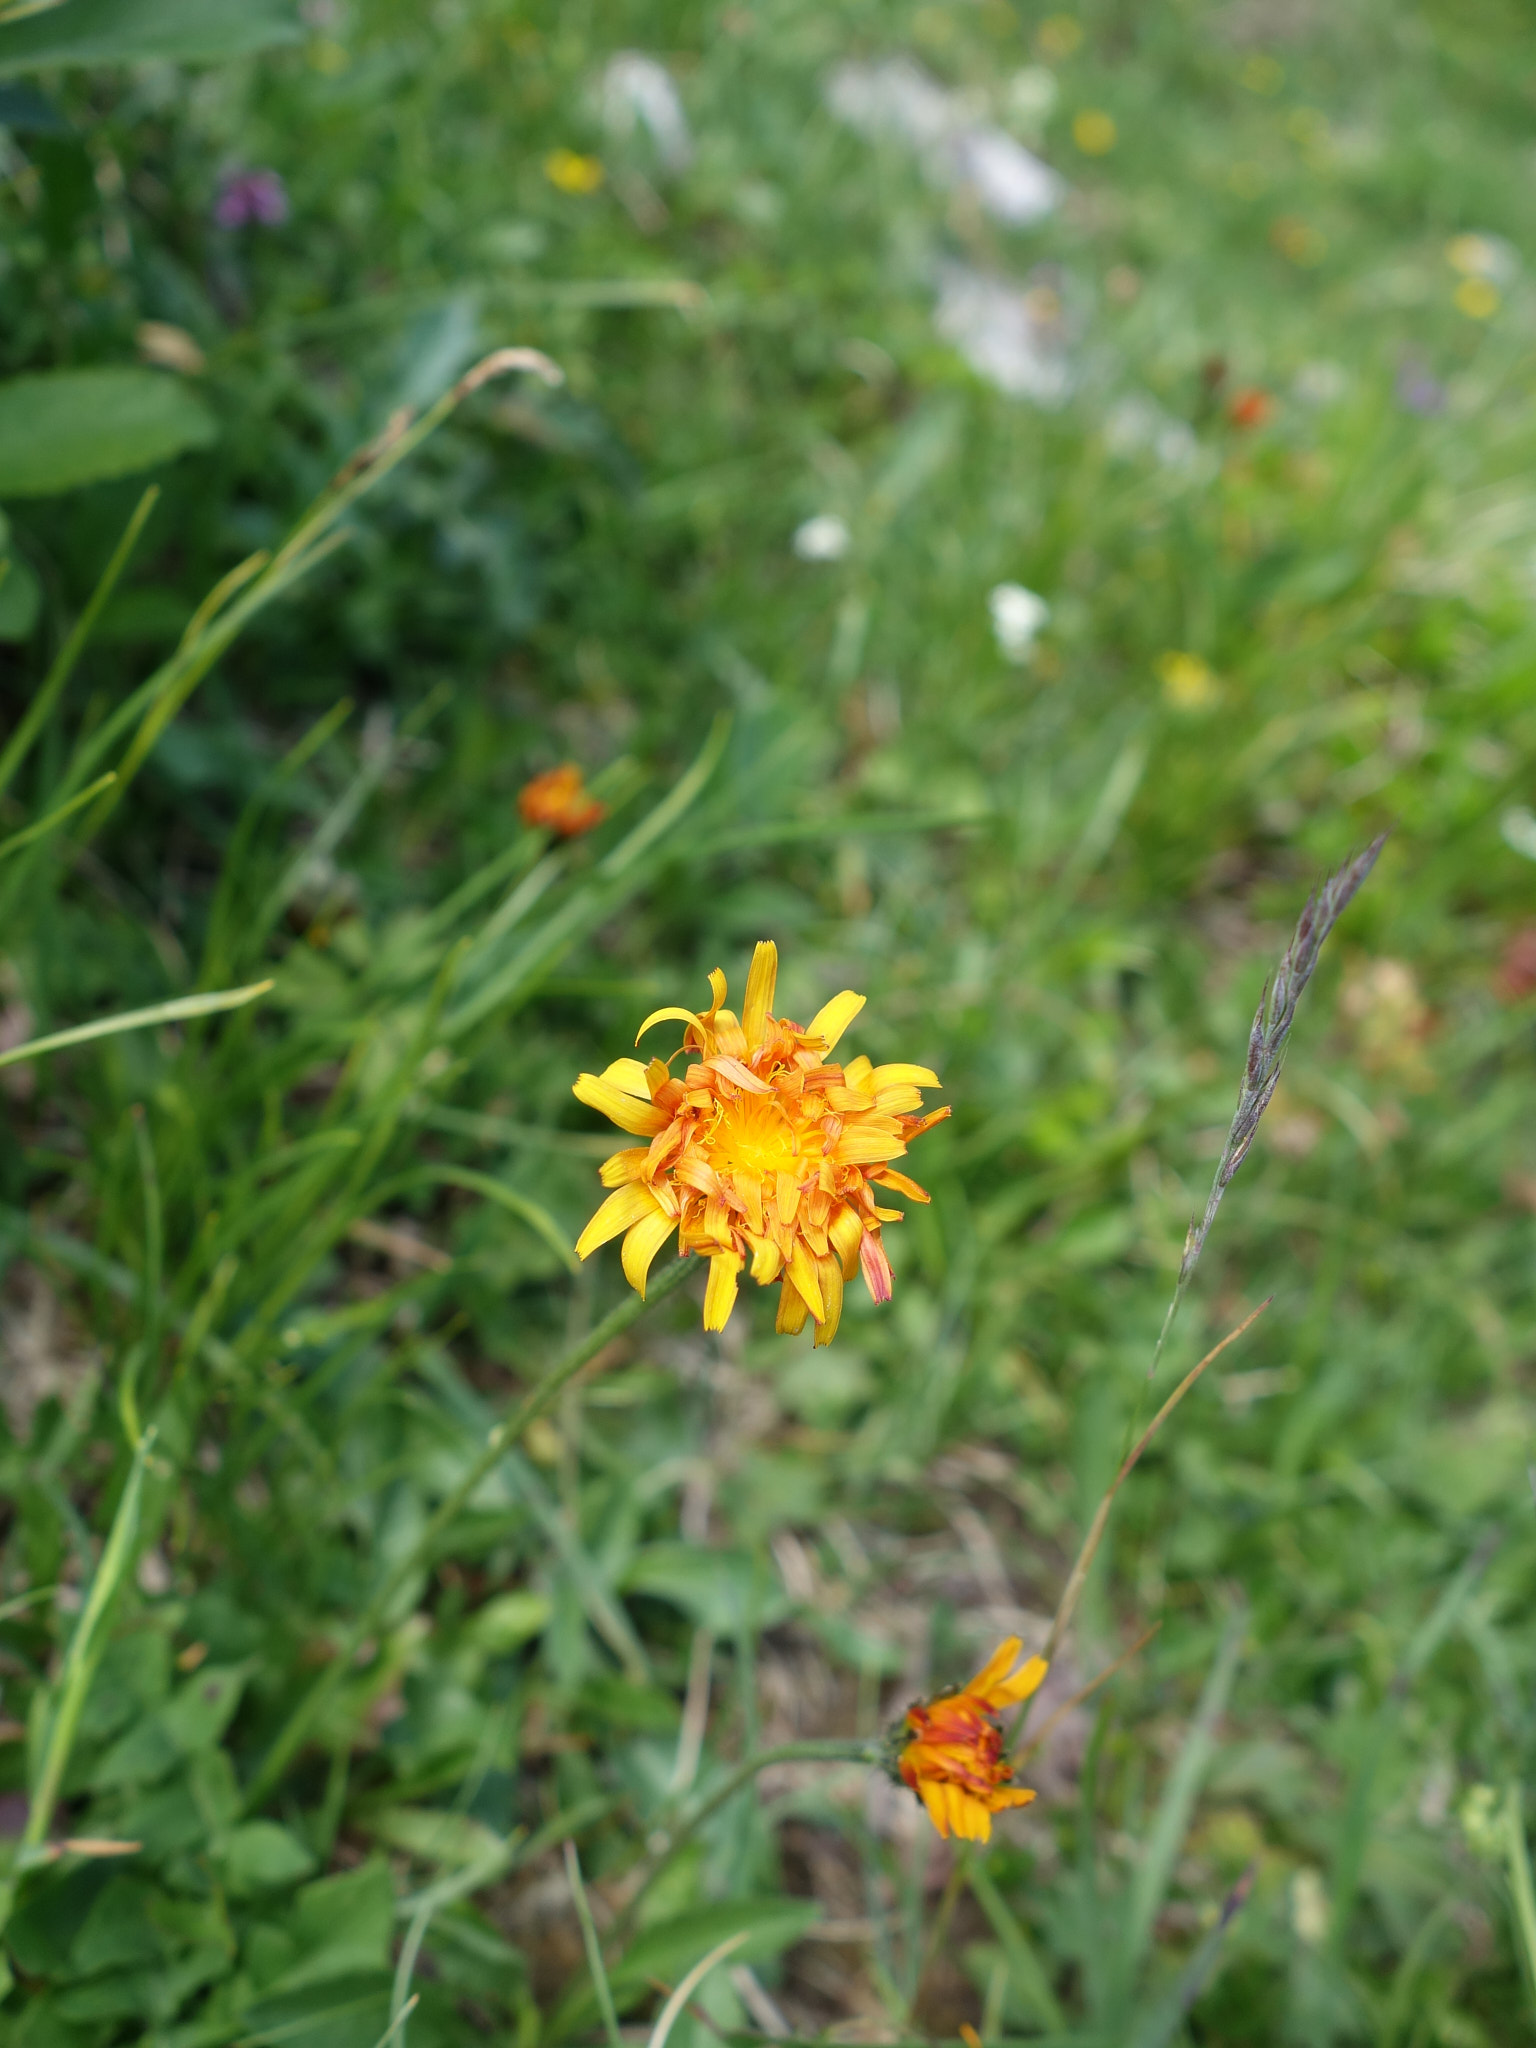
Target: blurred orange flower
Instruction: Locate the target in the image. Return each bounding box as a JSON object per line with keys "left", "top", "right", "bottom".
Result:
{"left": 517, "top": 764, "right": 607, "bottom": 838}
{"left": 572, "top": 941, "right": 947, "bottom": 1342}
{"left": 896, "top": 1636, "right": 1047, "bottom": 1842}
{"left": 1227, "top": 387, "right": 1274, "bottom": 429}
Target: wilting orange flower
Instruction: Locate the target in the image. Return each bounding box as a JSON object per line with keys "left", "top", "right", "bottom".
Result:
{"left": 572, "top": 941, "right": 948, "bottom": 1343}
{"left": 518, "top": 764, "right": 606, "bottom": 838}
{"left": 894, "top": 1637, "right": 1047, "bottom": 1843}
{"left": 1227, "top": 386, "right": 1274, "bottom": 429}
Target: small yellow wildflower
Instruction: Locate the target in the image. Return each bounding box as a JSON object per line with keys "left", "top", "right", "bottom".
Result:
{"left": 544, "top": 149, "right": 605, "bottom": 195}
{"left": 1240, "top": 54, "right": 1284, "bottom": 94}
{"left": 1037, "top": 15, "right": 1083, "bottom": 58}
{"left": 1157, "top": 650, "right": 1219, "bottom": 710}
{"left": 1454, "top": 277, "right": 1499, "bottom": 320}
{"left": 1072, "top": 109, "right": 1117, "bottom": 155}
{"left": 892, "top": 1637, "right": 1047, "bottom": 1843}
{"left": 1270, "top": 217, "right": 1327, "bottom": 266}
{"left": 572, "top": 942, "right": 948, "bottom": 1344}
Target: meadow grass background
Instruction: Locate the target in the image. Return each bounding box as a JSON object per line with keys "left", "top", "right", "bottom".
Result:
{"left": 3, "top": 0, "right": 1536, "bottom": 2042}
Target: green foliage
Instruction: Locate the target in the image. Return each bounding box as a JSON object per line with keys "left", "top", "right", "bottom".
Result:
{"left": 0, "top": 368, "right": 216, "bottom": 497}
{"left": 0, "top": 0, "right": 299, "bottom": 75}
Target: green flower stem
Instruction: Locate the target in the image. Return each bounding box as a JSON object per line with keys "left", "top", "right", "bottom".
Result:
{"left": 240, "top": 1255, "right": 696, "bottom": 1815}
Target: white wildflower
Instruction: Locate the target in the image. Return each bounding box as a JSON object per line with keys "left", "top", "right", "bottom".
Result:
{"left": 989, "top": 582, "right": 1050, "bottom": 661}
{"left": 602, "top": 52, "right": 692, "bottom": 174}
{"left": 933, "top": 263, "right": 1072, "bottom": 405}
{"left": 827, "top": 57, "right": 1062, "bottom": 226}
{"left": 793, "top": 513, "right": 851, "bottom": 562}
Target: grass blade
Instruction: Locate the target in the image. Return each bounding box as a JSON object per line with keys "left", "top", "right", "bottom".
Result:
{"left": 647, "top": 1930, "right": 751, "bottom": 2048}
{"left": 0, "top": 1426, "right": 157, "bottom": 1935}
{"left": 1121, "top": 1607, "right": 1246, "bottom": 1979}
{"left": 565, "top": 1840, "right": 624, "bottom": 2048}
{"left": 1503, "top": 1785, "right": 1536, "bottom": 2017}
{"left": 0, "top": 485, "right": 156, "bottom": 806}
{"left": 0, "top": 771, "right": 115, "bottom": 862}
{"left": 1129, "top": 1865, "right": 1256, "bottom": 2048}
{"left": 0, "top": 979, "right": 273, "bottom": 1071}
{"left": 967, "top": 1855, "right": 1065, "bottom": 2031}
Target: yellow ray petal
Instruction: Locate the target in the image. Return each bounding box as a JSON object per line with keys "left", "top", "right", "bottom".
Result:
{"left": 811, "top": 1255, "right": 844, "bottom": 1349}
{"left": 601, "top": 1057, "right": 653, "bottom": 1096}
{"left": 967, "top": 1636, "right": 1025, "bottom": 1698}
{"left": 918, "top": 1779, "right": 951, "bottom": 1838}
{"left": 990, "top": 1654, "right": 1049, "bottom": 1709}
{"left": 750, "top": 1234, "right": 782, "bottom": 1285}
{"left": 828, "top": 1203, "right": 864, "bottom": 1279}
{"left": 872, "top": 1167, "right": 931, "bottom": 1204}
{"left": 741, "top": 939, "right": 778, "bottom": 1051}
{"left": 775, "top": 1272, "right": 809, "bottom": 1333}
{"left": 599, "top": 1147, "right": 650, "bottom": 1188}
{"left": 869, "top": 1063, "right": 940, "bottom": 1090}
{"left": 704, "top": 968, "right": 727, "bottom": 1018}
{"left": 636, "top": 1006, "right": 703, "bottom": 1044}
{"left": 576, "top": 1182, "right": 664, "bottom": 1260}
{"left": 841, "top": 1054, "right": 874, "bottom": 1091}
{"left": 786, "top": 1238, "right": 826, "bottom": 1324}
{"left": 831, "top": 1125, "right": 907, "bottom": 1166}
{"left": 573, "top": 1072, "right": 669, "bottom": 1136}
{"left": 955, "top": 1792, "right": 992, "bottom": 1843}
{"left": 705, "top": 1054, "right": 773, "bottom": 1095}
{"left": 736, "top": 1170, "right": 765, "bottom": 1238}
{"left": 703, "top": 1248, "right": 742, "bottom": 1332}
{"left": 873, "top": 1084, "right": 924, "bottom": 1114}
{"left": 807, "top": 989, "right": 865, "bottom": 1053}
{"left": 622, "top": 1207, "right": 677, "bottom": 1296}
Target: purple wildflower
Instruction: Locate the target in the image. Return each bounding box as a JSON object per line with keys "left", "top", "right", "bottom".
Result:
{"left": 1395, "top": 356, "right": 1445, "bottom": 417}
{"left": 214, "top": 169, "right": 289, "bottom": 231}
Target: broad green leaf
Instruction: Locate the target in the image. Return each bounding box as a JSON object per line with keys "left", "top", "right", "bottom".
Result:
{"left": 267, "top": 1860, "right": 396, "bottom": 1994}
{"left": 0, "top": 367, "right": 215, "bottom": 497}
{"left": 90, "top": 1663, "right": 252, "bottom": 1788}
{"left": 221, "top": 1820, "right": 319, "bottom": 1897}
{"left": 622, "top": 1540, "right": 785, "bottom": 1635}
{"left": 462, "top": 1588, "right": 551, "bottom": 1653}
{"left": 0, "top": 0, "right": 300, "bottom": 73}
{"left": 363, "top": 1806, "right": 505, "bottom": 1869}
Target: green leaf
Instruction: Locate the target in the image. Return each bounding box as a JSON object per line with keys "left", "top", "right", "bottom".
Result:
{"left": 221, "top": 1821, "right": 319, "bottom": 1898}
{"left": 622, "top": 1541, "right": 785, "bottom": 1635}
{"left": 461, "top": 1588, "right": 551, "bottom": 1653}
{"left": 0, "top": 0, "right": 300, "bottom": 73}
{"left": 267, "top": 1860, "right": 396, "bottom": 1994}
{"left": 90, "top": 1663, "right": 252, "bottom": 1789}
{"left": 0, "top": 367, "right": 215, "bottom": 497}
{"left": 0, "top": 555, "right": 42, "bottom": 641}
{"left": 71, "top": 1873, "right": 165, "bottom": 1976}
{"left": 363, "top": 1806, "right": 506, "bottom": 1870}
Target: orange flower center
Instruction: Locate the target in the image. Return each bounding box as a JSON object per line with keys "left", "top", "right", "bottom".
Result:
{"left": 707, "top": 1092, "right": 820, "bottom": 1181}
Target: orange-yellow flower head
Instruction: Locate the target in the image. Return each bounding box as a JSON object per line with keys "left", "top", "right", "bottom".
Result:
{"left": 893, "top": 1637, "right": 1046, "bottom": 1843}
{"left": 518, "top": 763, "right": 607, "bottom": 838}
{"left": 572, "top": 941, "right": 948, "bottom": 1344}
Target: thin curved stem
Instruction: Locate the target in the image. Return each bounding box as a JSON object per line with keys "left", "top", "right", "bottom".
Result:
{"left": 613, "top": 1737, "right": 876, "bottom": 1945}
